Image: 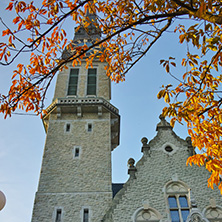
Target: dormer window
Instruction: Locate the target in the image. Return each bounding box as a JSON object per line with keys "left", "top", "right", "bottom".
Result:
{"left": 68, "top": 68, "right": 79, "bottom": 95}
{"left": 87, "top": 68, "right": 97, "bottom": 96}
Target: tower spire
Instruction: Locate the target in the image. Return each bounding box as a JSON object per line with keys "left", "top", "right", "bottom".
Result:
{"left": 73, "top": 11, "right": 101, "bottom": 41}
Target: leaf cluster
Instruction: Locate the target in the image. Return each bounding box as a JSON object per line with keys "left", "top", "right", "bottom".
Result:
{"left": 0, "top": 0, "right": 222, "bottom": 192}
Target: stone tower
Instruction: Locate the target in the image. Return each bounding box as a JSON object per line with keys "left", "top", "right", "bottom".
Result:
{"left": 31, "top": 13, "right": 120, "bottom": 222}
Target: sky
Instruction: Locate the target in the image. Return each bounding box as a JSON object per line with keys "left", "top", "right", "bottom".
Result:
{"left": 0, "top": 2, "right": 190, "bottom": 222}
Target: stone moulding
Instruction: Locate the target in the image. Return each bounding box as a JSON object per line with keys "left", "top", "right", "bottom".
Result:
{"left": 44, "top": 97, "right": 119, "bottom": 116}
{"left": 186, "top": 208, "right": 210, "bottom": 222}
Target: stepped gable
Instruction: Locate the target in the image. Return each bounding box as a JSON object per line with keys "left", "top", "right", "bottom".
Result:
{"left": 102, "top": 116, "right": 221, "bottom": 222}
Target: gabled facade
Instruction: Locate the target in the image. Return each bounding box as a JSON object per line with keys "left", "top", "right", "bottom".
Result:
{"left": 31, "top": 14, "right": 222, "bottom": 222}
{"left": 102, "top": 116, "right": 222, "bottom": 222}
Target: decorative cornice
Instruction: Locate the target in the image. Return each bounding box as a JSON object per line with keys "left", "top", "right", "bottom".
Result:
{"left": 44, "top": 97, "right": 119, "bottom": 117}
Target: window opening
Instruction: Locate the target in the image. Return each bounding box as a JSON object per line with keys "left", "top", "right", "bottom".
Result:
{"left": 87, "top": 68, "right": 97, "bottom": 95}
{"left": 168, "top": 195, "right": 189, "bottom": 222}
{"left": 166, "top": 182, "right": 190, "bottom": 222}
{"left": 75, "top": 148, "right": 80, "bottom": 157}
{"left": 165, "top": 146, "right": 173, "bottom": 152}
{"left": 68, "top": 68, "right": 79, "bottom": 95}
{"left": 73, "top": 146, "right": 81, "bottom": 159}
{"left": 66, "top": 123, "right": 71, "bottom": 132}
{"left": 55, "top": 209, "right": 62, "bottom": 222}
{"left": 83, "top": 209, "right": 89, "bottom": 222}
{"left": 88, "top": 123, "right": 92, "bottom": 132}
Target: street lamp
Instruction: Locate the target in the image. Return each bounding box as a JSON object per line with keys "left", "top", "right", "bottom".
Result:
{"left": 0, "top": 191, "right": 6, "bottom": 210}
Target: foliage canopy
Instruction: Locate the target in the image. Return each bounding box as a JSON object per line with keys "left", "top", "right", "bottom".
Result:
{"left": 0, "top": 0, "right": 222, "bottom": 192}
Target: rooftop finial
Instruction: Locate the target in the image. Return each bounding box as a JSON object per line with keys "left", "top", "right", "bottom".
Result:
{"left": 156, "top": 114, "right": 172, "bottom": 131}
{"left": 141, "top": 137, "right": 150, "bottom": 156}
{"left": 159, "top": 114, "right": 165, "bottom": 121}
{"left": 128, "top": 158, "right": 137, "bottom": 179}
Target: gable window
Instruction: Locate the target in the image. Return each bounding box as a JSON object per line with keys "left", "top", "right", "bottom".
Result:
{"left": 168, "top": 196, "right": 189, "bottom": 222}
{"left": 68, "top": 68, "right": 79, "bottom": 95}
{"left": 165, "top": 181, "right": 190, "bottom": 222}
{"left": 87, "top": 68, "right": 97, "bottom": 96}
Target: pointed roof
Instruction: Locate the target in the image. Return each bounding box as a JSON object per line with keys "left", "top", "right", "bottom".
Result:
{"left": 62, "top": 12, "right": 101, "bottom": 60}
{"left": 73, "top": 11, "right": 101, "bottom": 41}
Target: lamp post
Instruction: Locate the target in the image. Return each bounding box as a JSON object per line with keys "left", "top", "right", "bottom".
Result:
{"left": 0, "top": 191, "right": 6, "bottom": 210}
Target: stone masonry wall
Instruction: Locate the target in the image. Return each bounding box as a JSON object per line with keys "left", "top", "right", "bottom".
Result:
{"left": 37, "top": 112, "right": 112, "bottom": 192}
{"left": 32, "top": 111, "right": 113, "bottom": 222}
{"left": 32, "top": 192, "right": 112, "bottom": 222}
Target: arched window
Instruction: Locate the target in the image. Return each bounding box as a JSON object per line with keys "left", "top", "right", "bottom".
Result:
{"left": 133, "top": 207, "right": 161, "bottom": 222}
{"left": 165, "top": 181, "right": 190, "bottom": 222}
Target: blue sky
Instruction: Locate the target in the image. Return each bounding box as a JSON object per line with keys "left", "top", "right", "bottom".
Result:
{"left": 0, "top": 2, "right": 189, "bottom": 221}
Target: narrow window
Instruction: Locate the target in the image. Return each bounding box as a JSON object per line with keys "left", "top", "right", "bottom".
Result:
{"left": 87, "top": 68, "right": 97, "bottom": 95}
{"left": 83, "top": 209, "right": 89, "bottom": 222}
{"left": 75, "top": 148, "right": 80, "bottom": 157}
{"left": 168, "top": 196, "right": 180, "bottom": 222}
{"left": 66, "top": 123, "right": 70, "bottom": 132}
{"left": 68, "top": 68, "right": 79, "bottom": 95}
{"left": 88, "top": 123, "right": 92, "bottom": 132}
{"left": 73, "top": 146, "right": 81, "bottom": 159}
{"left": 55, "top": 209, "right": 62, "bottom": 222}
{"left": 179, "top": 196, "right": 189, "bottom": 221}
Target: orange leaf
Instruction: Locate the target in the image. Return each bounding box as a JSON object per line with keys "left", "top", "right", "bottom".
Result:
{"left": 6, "top": 2, "right": 13, "bottom": 11}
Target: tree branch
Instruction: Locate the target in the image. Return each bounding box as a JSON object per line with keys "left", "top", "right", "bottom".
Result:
{"left": 172, "top": 0, "right": 222, "bottom": 24}
{"left": 122, "top": 18, "right": 172, "bottom": 75}
{"left": 0, "top": 0, "right": 91, "bottom": 66}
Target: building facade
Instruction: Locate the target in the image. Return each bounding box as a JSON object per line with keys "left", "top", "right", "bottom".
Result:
{"left": 31, "top": 14, "right": 222, "bottom": 222}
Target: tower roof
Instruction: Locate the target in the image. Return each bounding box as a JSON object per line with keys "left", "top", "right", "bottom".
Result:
{"left": 62, "top": 12, "right": 101, "bottom": 60}
{"left": 73, "top": 11, "right": 101, "bottom": 41}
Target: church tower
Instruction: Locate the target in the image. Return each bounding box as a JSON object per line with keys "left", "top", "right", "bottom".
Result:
{"left": 31, "top": 13, "right": 120, "bottom": 222}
